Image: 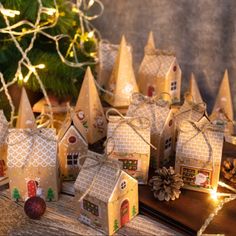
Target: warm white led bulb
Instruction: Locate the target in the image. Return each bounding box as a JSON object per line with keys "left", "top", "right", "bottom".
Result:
{"left": 0, "top": 9, "right": 20, "bottom": 18}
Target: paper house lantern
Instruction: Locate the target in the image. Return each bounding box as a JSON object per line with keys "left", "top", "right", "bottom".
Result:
{"left": 74, "top": 151, "right": 138, "bottom": 235}
{"left": 175, "top": 116, "right": 224, "bottom": 193}
{"left": 75, "top": 67, "right": 107, "bottom": 144}
{"left": 7, "top": 128, "right": 59, "bottom": 202}
{"left": 58, "top": 110, "right": 88, "bottom": 180}
{"left": 106, "top": 114, "right": 151, "bottom": 184}
{"left": 103, "top": 36, "right": 139, "bottom": 107}
{"left": 138, "top": 33, "right": 182, "bottom": 103}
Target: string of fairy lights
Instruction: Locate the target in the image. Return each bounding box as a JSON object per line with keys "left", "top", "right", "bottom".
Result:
{"left": 1, "top": 1, "right": 236, "bottom": 235}
{"left": 0, "top": 0, "right": 103, "bottom": 125}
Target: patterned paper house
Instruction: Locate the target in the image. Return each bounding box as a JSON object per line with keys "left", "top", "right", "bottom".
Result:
{"left": 138, "top": 32, "right": 182, "bottom": 103}
{"left": 175, "top": 117, "right": 224, "bottom": 193}
{"left": 74, "top": 151, "right": 138, "bottom": 235}
{"left": 174, "top": 73, "right": 206, "bottom": 128}
{"left": 58, "top": 110, "right": 88, "bottom": 180}
{"left": 7, "top": 128, "right": 59, "bottom": 201}
{"left": 127, "top": 94, "right": 175, "bottom": 168}
{"left": 210, "top": 70, "right": 234, "bottom": 135}
{"left": 106, "top": 115, "right": 150, "bottom": 184}
{"left": 0, "top": 110, "right": 8, "bottom": 178}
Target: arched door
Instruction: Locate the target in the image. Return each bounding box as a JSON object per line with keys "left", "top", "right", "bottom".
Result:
{"left": 0, "top": 160, "right": 4, "bottom": 177}
{"left": 120, "top": 199, "right": 129, "bottom": 226}
{"left": 27, "top": 180, "right": 37, "bottom": 197}
{"left": 147, "top": 86, "right": 155, "bottom": 97}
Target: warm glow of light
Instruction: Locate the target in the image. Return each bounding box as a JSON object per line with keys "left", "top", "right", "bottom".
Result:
{"left": 0, "top": 9, "right": 20, "bottom": 18}
{"left": 23, "top": 73, "right": 31, "bottom": 83}
{"left": 72, "top": 7, "right": 79, "bottom": 13}
{"left": 18, "top": 72, "right": 23, "bottom": 81}
{"left": 210, "top": 189, "right": 218, "bottom": 202}
{"left": 87, "top": 31, "right": 94, "bottom": 38}
{"left": 37, "top": 64, "right": 45, "bottom": 69}
{"left": 42, "top": 7, "right": 56, "bottom": 16}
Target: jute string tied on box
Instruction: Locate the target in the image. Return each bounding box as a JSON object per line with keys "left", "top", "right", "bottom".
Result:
{"left": 6, "top": 124, "right": 57, "bottom": 169}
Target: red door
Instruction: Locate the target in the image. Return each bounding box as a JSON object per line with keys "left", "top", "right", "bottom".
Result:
{"left": 147, "top": 86, "right": 155, "bottom": 97}
{"left": 0, "top": 160, "right": 4, "bottom": 177}
{"left": 27, "top": 180, "right": 37, "bottom": 197}
{"left": 120, "top": 200, "right": 129, "bottom": 226}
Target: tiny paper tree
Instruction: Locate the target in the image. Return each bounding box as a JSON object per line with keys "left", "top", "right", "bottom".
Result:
{"left": 113, "top": 219, "right": 119, "bottom": 232}
{"left": 13, "top": 188, "right": 20, "bottom": 202}
{"left": 132, "top": 205, "right": 137, "bottom": 217}
{"left": 47, "top": 188, "right": 54, "bottom": 201}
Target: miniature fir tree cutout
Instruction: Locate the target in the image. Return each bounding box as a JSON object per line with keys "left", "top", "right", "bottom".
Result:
{"left": 16, "top": 87, "right": 36, "bottom": 129}
{"left": 186, "top": 73, "right": 203, "bottom": 104}
{"left": 75, "top": 67, "right": 107, "bottom": 144}
{"left": 211, "top": 70, "right": 234, "bottom": 134}
{"left": 145, "top": 31, "right": 156, "bottom": 54}
{"left": 104, "top": 35, "right": 139, "bottom": 107}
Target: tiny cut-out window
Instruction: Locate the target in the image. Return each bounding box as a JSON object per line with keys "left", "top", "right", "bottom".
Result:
{"left": 169, "top": 119, "right": 173, "bottom": 127}
{"left": 83, "top": 199, "right": 99, "bottom": 216}
{"left": 165, "top": 138, "right": 172, "bottom": 150}
{"left": 170, "top": 81, "right": 177, "bottom": 91}
{"left": 68, "top": 136, "right": 76, "bottom": 144}
{"left": 120, "top": 180, "right": 127, "bottom": 190}
{"left": 173, "top": 65, "right": 177, "bottom": 72}
{"left": 119, "top": 159, "right": 138, "bottom": 171}
{"left": 67, "top": 153, "right": 79, "bottom": 166}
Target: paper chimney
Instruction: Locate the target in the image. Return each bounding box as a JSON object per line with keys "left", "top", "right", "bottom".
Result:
{"left": 103, "top": 36, "right": 139, "bottom": 107}
{"left": 75, "top": 67, "right": 107, "bottom": 144}
{"left": 211, "top": 70, "right": 234, "bottom": 134}
{"left": 16, "top": 87, "right": 36, "bottom": 129}
{"left": 185, "top": 73, "right": 203, "bottom": 104}
{"left": 144, "top": 31, "right": 156, "bottom": 54}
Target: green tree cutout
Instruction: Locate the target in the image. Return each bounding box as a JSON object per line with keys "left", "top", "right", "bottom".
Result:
{"left": 113, "top": 219, "right": 119, "bottom": 232}
{"left": 12, "top": 188, "right": 20, "bottom": 202}
{"left": 47, "top": 188, "right": 54, "bottom": 201}
{"left": 132, "top": 205, "right": 137, "bottom": 217}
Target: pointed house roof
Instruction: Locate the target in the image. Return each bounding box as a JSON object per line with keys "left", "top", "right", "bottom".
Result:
{"left": 75, "top": 67, "right": 107, "bottom": 144}
{"left": 16, "top": 87, "right": 36, "bottom": 129}
{"left": 211, "top": 70, "right": 234, "bottom": 121}
{"left": 187, "top": 73, "right": 203, "bottom": 104}
{"left": 57, "top": 109, "right": 87, "bottom": 144}
{"left": 104, "top": 36, "right": 139, "bottom": 107}
{"left": 74, "top": 151, "right": 123, "bottom": 202}
{"left": 144, "top": 31, "right": 156, "bottom": 54}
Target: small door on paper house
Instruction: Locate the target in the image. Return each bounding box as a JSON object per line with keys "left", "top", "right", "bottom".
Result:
{"left": 0, "top": 160, "right": 5, "bottom": 177}
{"left": 120, "top": 199, "right": 129, "bottom": 226}
{"left": 147, "top": 86, "right": 155, "bottom": 97}
{"left": 27, "top": 180, "right": 37, "bottom": 197}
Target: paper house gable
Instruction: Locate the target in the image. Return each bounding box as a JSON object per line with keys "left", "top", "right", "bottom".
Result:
{"left": 138, "top": 34, "right": 182, "bottom": 104}
{"left": 175, "top": 74, "right": 206, "bottom": 127}
{"left": 97, "top": 40, "right": 132, "bottom": 88}
{"left": 127, "top": 96, "right": 175, "bottom": 168}
{"left": 103, "top": 36, "right": 139, "bottom": 107}
{"left": 0, "top": 110, "right": 8, "bottom": 178}
{"left": 210, "top": 70, "right": 234, "bottom": 135}
{"left": 175, "top": 117, "right": 224, "bottom": 193}
{"left": 58, "top": 111, "right": 88, "bottom": 180}
{"left": 7, "top": 128, "right": 59, "bottom": 202}
{"left": 74, "top": 151, "right": 138, "bottom": 235}
{"left": 75, "top": 67, "right": 107, "bottom": 144}
{"left": 106, "top": 115, "right": 151, "bottom": 184}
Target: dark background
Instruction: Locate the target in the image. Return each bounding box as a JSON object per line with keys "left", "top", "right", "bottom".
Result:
{"left": 93, "top": 0, "right": 236, "bottom": 116}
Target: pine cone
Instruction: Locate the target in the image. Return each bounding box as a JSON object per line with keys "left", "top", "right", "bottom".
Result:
{"left": 221, "top": 158, "right": 236, "bottom": 183}
{"left": 149, "top": 167, "right": 184, "bottom": 201}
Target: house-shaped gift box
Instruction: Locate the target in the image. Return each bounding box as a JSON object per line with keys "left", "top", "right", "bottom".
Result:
{"left": 0, "top": 110, "right": 8, "bottom": 178}
{"left": 7, "top": 128, "right": 59, "bottom": 201}
{"left": 74, "top": 151, "right": 138, "bottom": 235}
{"left": 127, "top": 93, "right": 175, "bottom": 168}
{"left": 138, "top": 32, "right": 182, "bottom": 104}
{"left": 175, "top": 116, "right": 224, "bottom": 193}
{"left": 106, "top": 112, "right": 151, "bottom": 184}
{"left": 58, "top": 110, "right": 88, "bottom": 180}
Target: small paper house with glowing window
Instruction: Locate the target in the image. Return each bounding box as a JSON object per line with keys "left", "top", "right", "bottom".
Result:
{"left": 138, "top": 32, "right": 182, "bottom": 103}
{"left": 0, "top": 110, "right": 8, "bottom": 179}
{"left": 74, "top": 151, "right": 138, "bottom": 235}
{"left": 58, "top": 110, "right": 88, "bottom": 180}
{"left": 210, "top": 70, "right": 234, "bottom": 136}
{"left": 127, "top": 94, "right": 176, "bottom": 168}
{"left": 7, "top": 88, "right": 59, "bottom": 202}
{"left": 106, "top": 114, "right": 151, "bottom": 184}
{"left": 103, "top": 36, "right": 139, "bottom": 107}
{"left": 175, "top": 117, "right": 224, "bottom": 193}
{"left": 75, "top": 67, "right": 107, "bottom": 144}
